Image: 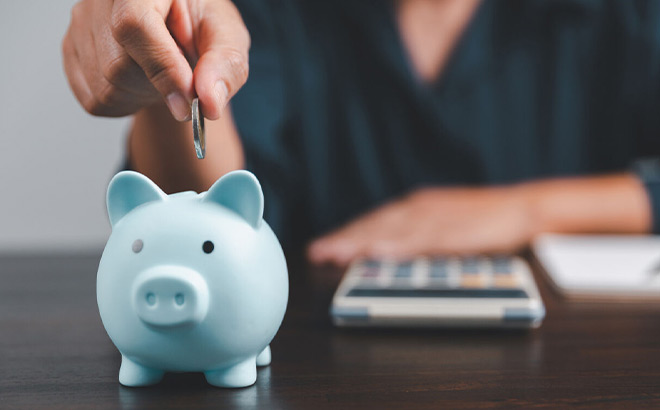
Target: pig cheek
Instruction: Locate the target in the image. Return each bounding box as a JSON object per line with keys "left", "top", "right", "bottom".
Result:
{"left": 99, "top": 241, "right": 151, "bottom": 329}
{"left": 205, "top": 273, "right": 272, "bottom": 339}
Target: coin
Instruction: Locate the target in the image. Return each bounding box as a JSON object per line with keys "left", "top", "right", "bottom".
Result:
{"left": 192, "top": 98, "right": 205, "bottom": 159}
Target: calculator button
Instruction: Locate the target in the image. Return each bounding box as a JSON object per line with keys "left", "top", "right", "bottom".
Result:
{"left": 394, "top": 262, "right": 414, "bottom": 278}
{"left": 493, "top": 276, "right": 519, "bottom": 288}
{"left": 461, "top": 275, "right": 487, "bottom": 288}
{"left": 430, "top": 259, "right": 449, "bottom": 277}
{"left": 492, "top": 256, "right": 512, "bottom": 274}
{"left": 361, "top": 268, "right": 380, "bottom": 278}
{"left": 461, "top": 257, "right": 481, "bottom": 274}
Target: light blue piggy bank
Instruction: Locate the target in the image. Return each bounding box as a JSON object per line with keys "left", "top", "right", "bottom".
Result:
{"left": 97, "top": 170, "right": 288, "bottom": 388}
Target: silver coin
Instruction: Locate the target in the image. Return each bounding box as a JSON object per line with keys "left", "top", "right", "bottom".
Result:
{"left": 192, "top": 98, "right": 205, "bottom": 159}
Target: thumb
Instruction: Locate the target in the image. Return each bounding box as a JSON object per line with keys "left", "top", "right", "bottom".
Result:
{"left": 193, "top": 1, "right": 250, "bottom": 120}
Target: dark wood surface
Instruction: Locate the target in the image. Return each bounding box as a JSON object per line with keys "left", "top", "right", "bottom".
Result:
{"left": 1, "top": 253, "right": 660, "bottom": 409}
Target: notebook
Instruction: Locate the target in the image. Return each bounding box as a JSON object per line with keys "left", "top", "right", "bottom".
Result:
{"left": 532, "top": 234, "right": 660, "bottom": 300}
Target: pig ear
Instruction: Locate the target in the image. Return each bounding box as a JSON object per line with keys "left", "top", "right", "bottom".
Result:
{"left": 107, "top": 171, "right": 166, "bottom": 226}
{"left": 203, "top": 170, "right": 264, "bottom": 228}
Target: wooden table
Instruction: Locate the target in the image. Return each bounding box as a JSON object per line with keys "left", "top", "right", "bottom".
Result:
{"left": 1, "top": 253, "right": 659, "bottom": 409}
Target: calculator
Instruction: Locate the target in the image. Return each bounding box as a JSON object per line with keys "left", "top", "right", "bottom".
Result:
{"left": 330, "top": 256, "right": 545, "bottom": 328}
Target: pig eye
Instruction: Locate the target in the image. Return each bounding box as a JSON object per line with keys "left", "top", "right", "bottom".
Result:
{"left": 132, "top": 239, "right": 143, "bottom": 253}
{"left": 202, "top": 240, "right": 214, "bottom": 254}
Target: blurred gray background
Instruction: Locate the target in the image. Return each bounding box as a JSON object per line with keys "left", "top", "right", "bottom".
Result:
{"left": 0, "top": 1, "right": 129, "bottom": 253}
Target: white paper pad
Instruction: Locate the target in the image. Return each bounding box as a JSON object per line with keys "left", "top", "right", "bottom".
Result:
{"left": 533, "top": 234, "right": 660, "bottom": 299}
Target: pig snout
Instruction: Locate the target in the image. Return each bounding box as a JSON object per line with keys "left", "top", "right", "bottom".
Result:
{"left": 132, "top": 266, "right": 209, "bottom": 328}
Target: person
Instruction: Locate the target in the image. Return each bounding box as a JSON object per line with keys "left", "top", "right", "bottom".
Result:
{"left": 63, "top": 0, "right": 660, "bottom": 266}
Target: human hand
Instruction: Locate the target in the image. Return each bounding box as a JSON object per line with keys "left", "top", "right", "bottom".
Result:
{"left": 62, "top": 0, "right": 249, "bottom": 121}
{"left": 307, "top": 186, "right": 536, "bottom": 266}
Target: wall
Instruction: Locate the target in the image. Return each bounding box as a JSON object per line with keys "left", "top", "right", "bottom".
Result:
{"left": 0, "top": 1, "right": 129, "bottom": 253}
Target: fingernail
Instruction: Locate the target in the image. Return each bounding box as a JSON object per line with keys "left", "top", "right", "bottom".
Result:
{"left": 165, "top": 92, "right": 190, "bottom": 121}
{"left": 214, "top": 80, "right": 229, "bottom": 112}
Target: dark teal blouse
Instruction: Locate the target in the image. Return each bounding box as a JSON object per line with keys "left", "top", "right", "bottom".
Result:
{"left": 229, "top": 0, "right": 660, "bottom": 245}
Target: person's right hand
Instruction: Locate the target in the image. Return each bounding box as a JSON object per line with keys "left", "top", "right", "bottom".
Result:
{"left": 62, "top": 0, "right": 250, "bottom": 121}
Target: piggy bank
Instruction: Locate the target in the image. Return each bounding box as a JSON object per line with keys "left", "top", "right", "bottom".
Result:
{"left": 97, "top": 170, "right": 288, "bottom": 388}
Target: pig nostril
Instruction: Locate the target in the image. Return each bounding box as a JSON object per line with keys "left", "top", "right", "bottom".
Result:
{"left": 175, "top": 293, "right": 185, "bottom": 306}
{"left": 146, "top": 292, "right": 156, "bottom": 306}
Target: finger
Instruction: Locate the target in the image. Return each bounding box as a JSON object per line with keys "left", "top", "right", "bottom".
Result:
{"left": 97, "top": 40, "right": 161, "bottom": 101}
{"left": 167, "top": 0, "right": 197, "bottom": 64}
{"left": 308, "top": 236, "right": 362, "bottom": 266}
{"left": 364, "top": 231, "right": 431, "bottom": 261}
{"left": 308, "top": 210, "right": 395, "bottom": 265}
{"left": 96, "top": 16, "right": 160, "bottom": 99}
{"left": 364, "top": 240, "right": 406, "bottom": 260}
{"left": 90, "top": 0, "right": 158, "bottom": 100}
{"left": 308, "top": 221, "right": 377, "bottom": 266}
{"left": 193, "top": 0, "right": 250, "bottom": 120}
{"left": 308, "top": 198, "right": 414, "bottom": 265}
{"left": 62, "top": 29, "right": 95, "bottom": 112}
{"left": 111, "top": 0, "right": 194, "bottom": 121}
{"left": 70, "top": 16, "right": 146, "bottom": 116}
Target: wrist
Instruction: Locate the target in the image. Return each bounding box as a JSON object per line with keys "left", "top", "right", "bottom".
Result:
{"left": 514, "top": 174, "right": 652, "bottom": 236}
{"left": 128, "top": 100, "right": 244, "bottom": 194}
{"left": 503, "top": 183, "right": 543, "bottom": 242}
{"left": 128, "top": 101, "right": 200, "bottom": 192}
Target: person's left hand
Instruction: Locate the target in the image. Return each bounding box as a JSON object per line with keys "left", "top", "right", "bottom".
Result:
{"left": 307, "top": 186, "right": 536, "bottom": 266}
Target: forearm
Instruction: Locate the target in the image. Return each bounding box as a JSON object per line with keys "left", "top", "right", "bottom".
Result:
{"left": 520, "top": 173, "right": 653, "bottom": 235}
{"left": 308, "top": 173, "right": 654, "bottom": 264}
{"left": 128, "top": 102, "right": 244, "bottom": 194}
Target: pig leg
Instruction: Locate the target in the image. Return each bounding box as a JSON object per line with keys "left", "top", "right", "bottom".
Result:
{"left": 204, "top": 358, "right": 257, "bottom": 388}
{"left": 256, "top": 345, "right": 271, "bottom": 366}
{"left": 118, "top": 355, "right": 164, "bottom": 386}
